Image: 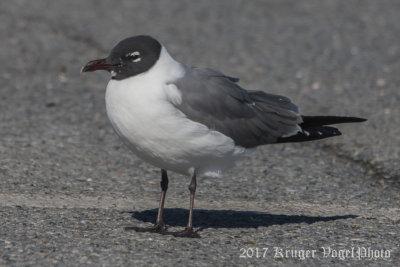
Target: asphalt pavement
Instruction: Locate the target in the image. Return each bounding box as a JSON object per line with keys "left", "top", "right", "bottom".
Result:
{"left": 0, "top": 0, "right": 399, "bottom": 266}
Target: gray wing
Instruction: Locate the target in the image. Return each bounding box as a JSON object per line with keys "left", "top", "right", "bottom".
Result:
{"left": 173, "top": 67, "right": 302, "bottom": 148}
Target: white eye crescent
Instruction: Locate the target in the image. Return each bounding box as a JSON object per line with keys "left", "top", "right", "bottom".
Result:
{"left": 125, "top": 51, "right": 141, "bottom": 62}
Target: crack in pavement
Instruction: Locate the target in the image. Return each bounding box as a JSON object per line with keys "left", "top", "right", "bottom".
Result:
{"left": 321, "top": 144, "right": 400, "bottom": 184}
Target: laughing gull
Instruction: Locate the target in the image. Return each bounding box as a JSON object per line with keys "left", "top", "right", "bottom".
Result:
{"left": 82, "top": 35, "right": 366, "bottom": 237}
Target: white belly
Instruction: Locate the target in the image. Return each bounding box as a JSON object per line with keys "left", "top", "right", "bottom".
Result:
{"left": 105, "top": 77, "right": 244, "bottom": 177}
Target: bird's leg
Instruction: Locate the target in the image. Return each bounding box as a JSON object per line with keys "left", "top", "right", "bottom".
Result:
{"left": 155, "top": 169, "right": 169, "bottom": 227}
{"left": 169, "top": 170, "right": 200, "bottom": 238}
{"left": 125, "top": 169, "right": 168, "bottom": 233}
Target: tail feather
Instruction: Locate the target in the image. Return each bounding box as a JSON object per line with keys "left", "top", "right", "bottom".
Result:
{"left": 276, "top": 115, "right": 366, "bottom": 144}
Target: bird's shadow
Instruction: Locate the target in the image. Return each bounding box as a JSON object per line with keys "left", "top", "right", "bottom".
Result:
{"left": 125, "top": 208, "right": 357, "bottom": 231}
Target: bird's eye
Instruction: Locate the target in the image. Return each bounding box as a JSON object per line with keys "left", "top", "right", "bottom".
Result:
{"left": 125, "top": 51, "right": 141, "bottom": 62}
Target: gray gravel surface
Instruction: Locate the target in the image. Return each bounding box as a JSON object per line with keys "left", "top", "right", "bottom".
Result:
{"left": 1, "top": 0, "right": 399, "bottom": 266}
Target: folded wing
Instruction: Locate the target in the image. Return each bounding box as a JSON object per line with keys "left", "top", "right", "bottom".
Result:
{"left": 173, "top": 67, "right": 302, "bottom": 148}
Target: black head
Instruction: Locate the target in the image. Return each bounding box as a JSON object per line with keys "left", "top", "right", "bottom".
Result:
{"left": 82, "top": 35, "right": 162, "bottom": 80}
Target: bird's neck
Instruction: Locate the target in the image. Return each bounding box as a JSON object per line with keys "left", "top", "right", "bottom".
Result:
{"left": 141, "top": 46, "right": 186, "bottom": 84}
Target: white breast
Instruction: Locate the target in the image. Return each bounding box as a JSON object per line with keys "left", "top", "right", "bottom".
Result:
{"left": 105, "top": 47, "right": 245, "bottom": 177}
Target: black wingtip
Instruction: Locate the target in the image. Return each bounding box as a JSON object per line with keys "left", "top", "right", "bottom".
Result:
{"left": 300, "top": 116, "right": 367, "bottom": 128}
{"left": 341, "top": 117, "right": 367, "bottom": 123}
{"left": 355, "top": 117, "right": 367, "bottom": 122}
{"left": 276, "top": 116, "right": 366, "bottom": 144}
{"left": 276, "top": 126, "right": 342, "bottom": 144}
